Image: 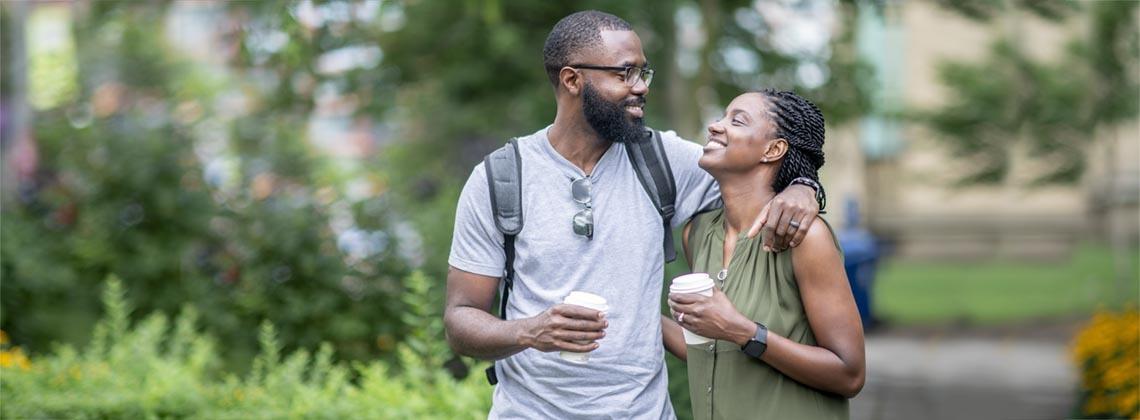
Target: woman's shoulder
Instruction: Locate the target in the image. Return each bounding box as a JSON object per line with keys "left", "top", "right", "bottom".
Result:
{"left": 792, "top": 217, "right": 841, "bottom": 257}
{"left": 788, "top": 218, "right": 845, "bottom": 289}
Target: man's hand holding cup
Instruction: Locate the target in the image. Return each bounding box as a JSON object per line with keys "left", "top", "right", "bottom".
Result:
{"left": 521, "top": 291, "right": 608, "bottom": 363}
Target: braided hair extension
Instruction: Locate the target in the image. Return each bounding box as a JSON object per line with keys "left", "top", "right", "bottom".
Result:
{"left": 756, "top": 88, "right": 826, "bottom": 205}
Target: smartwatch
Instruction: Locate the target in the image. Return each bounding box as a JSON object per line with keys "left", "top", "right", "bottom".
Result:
{"left": 741, "top": 322, "right": 768, "bottom": 359}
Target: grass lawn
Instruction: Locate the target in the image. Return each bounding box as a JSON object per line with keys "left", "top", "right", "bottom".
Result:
{"left": 873, "top": 244, "right": 1140, "bottom": 325}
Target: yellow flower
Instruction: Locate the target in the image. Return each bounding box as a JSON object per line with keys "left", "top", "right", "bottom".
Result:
{"left": 1087, "top": 394, "right": 1112, "bottom": 415}
{"left": 1116, "top": 388, "right": 1139, "bottom": 416}
{"left": 0, "top": 347, "right": 31, "bottom": 370}
{"left": 1073, "top": 308, "right": 1140, "bottom": 417}
{"left": 1104, "top": 360, "right": 1139, "bottom": 389}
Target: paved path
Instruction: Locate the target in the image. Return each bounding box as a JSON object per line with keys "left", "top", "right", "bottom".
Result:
{"left": 851, "top": 324, "right": 1079, "bottom": 420}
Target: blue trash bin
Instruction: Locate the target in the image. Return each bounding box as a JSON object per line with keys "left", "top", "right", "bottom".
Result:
{"left": 837, "top": 198, "right": 879, "bottom": 330}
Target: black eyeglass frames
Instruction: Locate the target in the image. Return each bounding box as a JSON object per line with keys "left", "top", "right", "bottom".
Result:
{"left": 569, "top": 64, "right": 654, "bottom": 87}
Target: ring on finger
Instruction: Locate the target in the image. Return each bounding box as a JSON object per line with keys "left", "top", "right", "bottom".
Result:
{"left": 677, "top": 312, "right": 685, "bottom": 323}
{"left": 789, "top": 219, "right": 801, "bottom": 229}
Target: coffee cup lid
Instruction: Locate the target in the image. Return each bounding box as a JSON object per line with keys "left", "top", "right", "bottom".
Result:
{"left": 564, "top": 291, "right": 608, "bottom": 311}
{"left": 670, "top": 273, "right": 714, "bottom": 293}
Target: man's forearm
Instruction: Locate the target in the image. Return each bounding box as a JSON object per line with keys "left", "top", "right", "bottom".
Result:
{"left": 445, "top": 306, "right": 533, "bottom": 360}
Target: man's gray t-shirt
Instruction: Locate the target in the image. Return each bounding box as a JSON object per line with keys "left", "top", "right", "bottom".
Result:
{"left": 448, "top": 126, "right": 720, "bottom": 419}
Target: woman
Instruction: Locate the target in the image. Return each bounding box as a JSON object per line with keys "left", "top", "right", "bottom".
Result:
{"left": 663, "top": 89, "right": 865, "bottom": 419}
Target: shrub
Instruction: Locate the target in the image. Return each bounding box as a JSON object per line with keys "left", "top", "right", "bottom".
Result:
{"left": 0, "top": 275, "right": 491, "bottom": 419}
{"left": 1, "top": 2, "right": 415, "bottom": 368}
{"left": 1071, "top": 308, "right": 1139, "bottom": 419}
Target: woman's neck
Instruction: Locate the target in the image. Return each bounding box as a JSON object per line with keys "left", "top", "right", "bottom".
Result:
{"left": 713, "top": 169, "right": 777, "bottom": 237}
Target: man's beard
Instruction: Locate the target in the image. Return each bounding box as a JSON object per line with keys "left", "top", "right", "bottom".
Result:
{"left": 583, "top": 83, "right": 647, "bottom": 144}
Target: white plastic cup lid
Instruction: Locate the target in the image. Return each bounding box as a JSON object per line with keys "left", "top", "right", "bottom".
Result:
{"left": 564, "top": 291, "right": 608, "bottom": 312}
{"left": 670, "top": 273, "right": 714, "bottom": 294}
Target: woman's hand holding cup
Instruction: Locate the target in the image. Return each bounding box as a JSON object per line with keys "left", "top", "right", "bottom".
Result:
{"left": 668, "top": 287, "right": 756, "bottom": 346}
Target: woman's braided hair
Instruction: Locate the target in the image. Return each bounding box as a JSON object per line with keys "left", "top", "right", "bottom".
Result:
{"left": 756, "top": 88, "right": 826, "bottom": 205}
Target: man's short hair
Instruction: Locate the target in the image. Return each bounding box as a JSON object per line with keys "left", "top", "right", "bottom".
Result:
{"left": 542, "top": 10, "right": 633, "bottom": 88}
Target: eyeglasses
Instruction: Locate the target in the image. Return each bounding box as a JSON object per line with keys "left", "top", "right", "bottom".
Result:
{"left": 569, "top": 64, "right": 654, "bottom": 87}
{"left": 571, "top": 177, "right": 593, "bottom": 239}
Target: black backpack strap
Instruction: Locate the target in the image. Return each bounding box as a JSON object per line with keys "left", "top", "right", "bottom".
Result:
{"left": 626, "top": 129, "right": 678, "bottom": 262}
{"left": 481, "top": 138, "right": 523, "bottom": 385}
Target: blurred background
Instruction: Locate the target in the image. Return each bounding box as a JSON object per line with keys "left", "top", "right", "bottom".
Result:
{"left": 0, "top": 0, "right": 1136, "bottom": 419}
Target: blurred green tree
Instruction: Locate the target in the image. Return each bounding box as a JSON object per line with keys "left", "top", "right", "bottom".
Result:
{"left": 1, "top": 1, "right": 414, "bottom": 369}
{"left": 926, "top": 0, "right": 1138, "bottom": 184}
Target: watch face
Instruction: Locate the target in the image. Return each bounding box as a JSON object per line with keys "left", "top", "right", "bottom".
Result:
{"left": 743, "top": 323, "right": 768, "bottom": 358}
{"left": 743, "top": 340, "right": 766, "bottom": 358}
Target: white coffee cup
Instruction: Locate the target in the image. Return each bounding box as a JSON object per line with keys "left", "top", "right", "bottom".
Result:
{"left": 670, "top": 273, "right": 715, "bottom": 345}
{"left": 559, "top": 291, "right": 609, "bottom": 363}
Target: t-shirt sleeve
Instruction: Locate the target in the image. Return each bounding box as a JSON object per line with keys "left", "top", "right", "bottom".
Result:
{"left": 660, "top": 130, "right": 721, "bottom": 228}
{"left": 447, "top": 164, "right": 506, "bottom": 278}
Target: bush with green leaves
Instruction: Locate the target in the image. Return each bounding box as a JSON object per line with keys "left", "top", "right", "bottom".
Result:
{"left": 0, "top": 2, "right": 415, "bottom": 368}
{"left": 0, "top": 275, "right": 491, "bottom": 419}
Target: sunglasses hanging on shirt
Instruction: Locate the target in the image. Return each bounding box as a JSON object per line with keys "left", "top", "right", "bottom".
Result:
{"left": 571, "top": 177, "right": 593, "bottom": 239}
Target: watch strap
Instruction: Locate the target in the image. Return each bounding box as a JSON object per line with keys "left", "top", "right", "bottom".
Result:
{"left": 789, "top": 177, "right": 826, "bottom": 212}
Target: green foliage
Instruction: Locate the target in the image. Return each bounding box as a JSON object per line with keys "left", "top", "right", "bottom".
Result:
{"left": 399, "top": 270, "right": 450, "bottom": 370}
{"left": 698, "top": 0, "right": 875, "bottom": 126}
{"left": 1, "top": 106, "right": 217, "bottom": 352}
{"left": 934, "top": 0, "right": 1004, "bottom": 22}
{"left": 1, "top": 1, "right": 415, "bottom": 369}
{"left": 2, "top": 276, "right": 219, "bottom": 418}
{"left": 934, "top": 0, "right": 1078, "bottom": 22}
{"left": 665, "top": 353, "right": 694, "bottom": 420}
{"left": 0, "top": 4, "right": 13, "bottom": 96}
{"left": 925, "top": 1, "right": 1138, "bottom": 185}
{"left": 0, "top": 275, "right": 491, "bottom": 419}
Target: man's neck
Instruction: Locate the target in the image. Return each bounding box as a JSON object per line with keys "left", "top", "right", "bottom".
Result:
{"left": 548, "top": 114, "right": 611, "bottom": 175}
{"left": 714, "top": 169, "right": 777, "bottom": 237}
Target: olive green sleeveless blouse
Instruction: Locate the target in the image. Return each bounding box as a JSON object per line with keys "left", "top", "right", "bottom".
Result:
{"left": 685, "top": 208, "right": 848, "bottom": 420}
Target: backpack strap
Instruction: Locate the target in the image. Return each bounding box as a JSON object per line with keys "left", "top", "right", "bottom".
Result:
{"left": 626, "top": 129, "right": 678, "bottom": 263}
{"left": 485, "top": 139, "right": 524, "bottom": 237}
{"left": 481, "top": 138, "right": 522, "bottom": 386}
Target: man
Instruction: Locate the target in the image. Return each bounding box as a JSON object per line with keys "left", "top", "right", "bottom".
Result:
{"left": 444, "top": 10, "right": 819, "bottom": 419}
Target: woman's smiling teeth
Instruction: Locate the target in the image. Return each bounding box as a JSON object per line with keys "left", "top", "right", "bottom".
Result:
{"left": 704, "top": 137, "right": 726, "bottom": 151}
